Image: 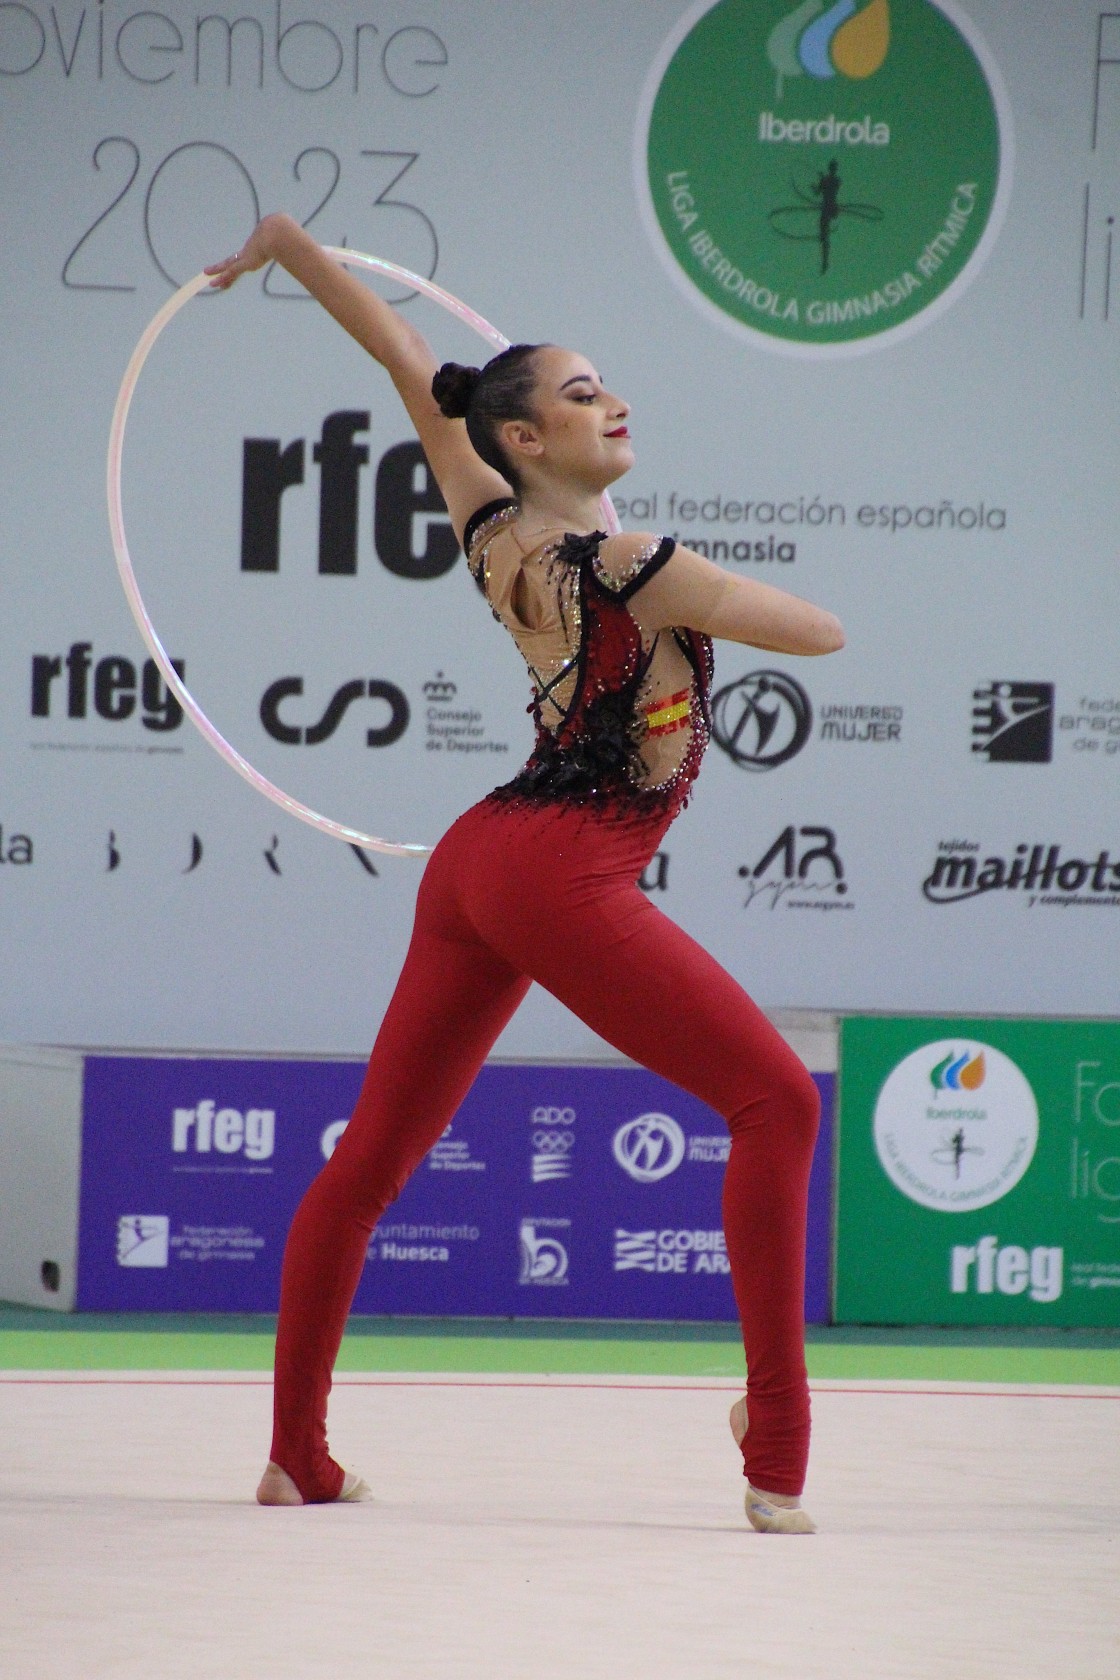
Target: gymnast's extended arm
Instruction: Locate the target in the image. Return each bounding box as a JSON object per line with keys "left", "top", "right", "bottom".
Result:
{"left": 204, "top": 213, "right": 510, "bottom": 541}
{"left": 596, "top": 533, "right": 845, "bottom": 656}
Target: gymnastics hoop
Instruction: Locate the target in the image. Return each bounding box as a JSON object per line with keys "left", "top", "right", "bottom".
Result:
{"left": 106, "top": 248, "right": 622, "bottom": 858}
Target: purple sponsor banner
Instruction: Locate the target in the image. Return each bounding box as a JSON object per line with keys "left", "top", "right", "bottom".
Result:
{"left": 77, "top": 1057, "right": 833, "bottom": 1321}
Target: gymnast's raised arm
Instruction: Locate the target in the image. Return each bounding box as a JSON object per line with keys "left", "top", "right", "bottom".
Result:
{"left": 204, "top": 213, "right": 511, "bottom": 544}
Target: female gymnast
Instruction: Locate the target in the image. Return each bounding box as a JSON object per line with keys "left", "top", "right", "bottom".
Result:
{"left": 206, "top": 214, "right": 844, "bottom": 1534}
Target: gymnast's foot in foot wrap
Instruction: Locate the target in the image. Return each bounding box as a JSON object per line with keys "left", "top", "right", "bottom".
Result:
{"left": 256, "top": 1461, "right": 372, "bottom": 1506}
{"left": 742, "top": 1482, "right": 817, "bottom": 1534}
{"left": 729, "top": 1397, "right": 817, "bottom": 1535}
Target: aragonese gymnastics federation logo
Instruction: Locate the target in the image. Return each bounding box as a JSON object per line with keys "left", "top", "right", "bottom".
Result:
{"left": 872, "top": 1040, "right": 1038, "bottom": 1212}
{"left": 635, "top": 0, "right": 1013, "bottom": 355}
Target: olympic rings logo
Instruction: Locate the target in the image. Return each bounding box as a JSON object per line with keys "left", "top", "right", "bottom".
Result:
{"left": 532, "top": 1131, "right": 575, "bottom": 1153}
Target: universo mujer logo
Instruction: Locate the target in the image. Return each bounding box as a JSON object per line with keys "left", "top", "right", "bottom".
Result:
{"left": 635, "top": 0, "right": 1013, "bottom": 355}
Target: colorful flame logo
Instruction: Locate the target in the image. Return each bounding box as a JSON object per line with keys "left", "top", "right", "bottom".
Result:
{"left": 929, "top": 1050, "right": 986, "bottom": 1093}
{"left": 768, "top": 0, "right": 890, "bottom": 98}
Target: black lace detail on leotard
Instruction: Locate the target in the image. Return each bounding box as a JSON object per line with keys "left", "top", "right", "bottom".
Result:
{"left": 503, "top": 532, "right": 657, "bottom": 800}
{"left": 465, "top": 514, "right": 713, "bottom": 817}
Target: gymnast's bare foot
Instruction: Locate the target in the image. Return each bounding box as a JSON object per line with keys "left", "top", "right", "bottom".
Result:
{"left": 256, "top": 1462, "right": 303, "bottom": 1505}
{"left": 256, "top": 1461, "right": 371, "bottom": 1505}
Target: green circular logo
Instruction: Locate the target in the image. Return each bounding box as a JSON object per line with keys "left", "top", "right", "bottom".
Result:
{"left": 636, "top": 0, "right": 1013, "bottom": 355}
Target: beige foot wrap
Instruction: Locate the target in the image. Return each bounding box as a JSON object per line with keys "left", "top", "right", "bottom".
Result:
{"left": 744, "top": 1484, "right": 817, "bottom": 1534}
{"left": 730, "top": 1397, "right": 816, "bottom": 1533}
{"left": 256, "top": 1462, "right": 372, "bottom": 1506}
{"left": 338, "top": 1472, "right": 372, "bottom": 1502}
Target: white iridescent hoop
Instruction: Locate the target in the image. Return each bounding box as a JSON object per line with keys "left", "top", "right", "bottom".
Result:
{"left": 106, "top": 248, "right": 622, "bottom": 857}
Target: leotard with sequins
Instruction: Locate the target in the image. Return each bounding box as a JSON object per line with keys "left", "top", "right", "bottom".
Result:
{"left": 464, "top": 497, "right": 713, "bottom": 819}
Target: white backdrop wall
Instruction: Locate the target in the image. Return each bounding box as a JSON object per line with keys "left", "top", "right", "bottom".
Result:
{"left": 1, "top": 0, "right": 1118, "bottom": 1054}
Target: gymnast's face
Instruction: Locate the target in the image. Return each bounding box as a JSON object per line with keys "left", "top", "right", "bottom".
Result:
{"left": 501, "top": 348, "right": 634, "bottom": 491}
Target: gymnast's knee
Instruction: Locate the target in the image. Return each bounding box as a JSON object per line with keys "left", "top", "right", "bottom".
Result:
{"left": 728, "top": 1057, "right": 820, "bottom": 1153}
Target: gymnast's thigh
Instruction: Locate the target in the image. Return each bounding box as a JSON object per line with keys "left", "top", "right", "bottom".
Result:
{"left": 332, "top": 824, "right": 531, "bottom": 1188}
{"left": 474, "top": 866, "right": 803, "bottom": 1123}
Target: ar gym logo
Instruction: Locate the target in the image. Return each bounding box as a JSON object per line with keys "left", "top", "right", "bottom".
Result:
{"left": 636, "top": 0, "right": 1012, "bottom": 354}
{"left": 738, "top": 822, "right": 852, "bottom": 911}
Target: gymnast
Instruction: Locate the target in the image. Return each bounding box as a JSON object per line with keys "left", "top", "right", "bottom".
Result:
{"left": 206, "top": 214, "right": 844, "bottom": 1533}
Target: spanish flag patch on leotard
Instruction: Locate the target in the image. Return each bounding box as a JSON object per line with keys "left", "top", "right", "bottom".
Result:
{"left": 644, "top": 688, "right": 691, "bottom": 736}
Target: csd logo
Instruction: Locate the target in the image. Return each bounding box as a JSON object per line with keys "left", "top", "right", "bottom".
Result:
{"left": 260, "top": 677, "right": 409, "bottom": 746}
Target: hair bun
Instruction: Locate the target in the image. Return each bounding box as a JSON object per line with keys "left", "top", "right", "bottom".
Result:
{"left": 432, "top": 362, "right": 481, "bottom": 418}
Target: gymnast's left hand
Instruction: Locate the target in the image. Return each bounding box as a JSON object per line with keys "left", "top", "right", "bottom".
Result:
{"left": 204, "top": 216, "right": 281, "bottom": 289}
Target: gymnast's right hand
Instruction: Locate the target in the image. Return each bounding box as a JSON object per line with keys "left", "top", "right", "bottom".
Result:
{"left": 204, "top": 213, "right": 289, "bottom": 290}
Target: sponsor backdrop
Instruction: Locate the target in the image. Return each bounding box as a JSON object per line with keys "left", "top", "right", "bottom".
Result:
{"left": 836, "top": 1017, "right": 1120, "bottom": 1326}
{"left": 3, "top": 0, "right": 1119, "bottom": 1056}
{"left": 77, "top": 1056, "right": 835, "bottom": 1320}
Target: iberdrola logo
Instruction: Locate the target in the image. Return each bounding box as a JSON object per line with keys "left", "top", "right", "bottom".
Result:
{"left": 873, "top": 1037, "right": 1037, "bottom": 1213}
{"left": 929, "top": 1048, "right": 985, "bottom": 1093}
{"left": 768, "top": 0, "right": 891, "bottom": 97}
{"left": 635, "top": 0, "right": 1013, "bottom": 355}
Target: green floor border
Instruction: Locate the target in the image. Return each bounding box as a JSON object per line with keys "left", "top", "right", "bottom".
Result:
{"left": 1, "top": 1310, "right": 1117, "bottom": 1386}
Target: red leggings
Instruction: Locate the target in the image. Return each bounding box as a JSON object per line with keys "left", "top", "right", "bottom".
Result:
{"left": 270, "top": 796, "right": 819, "bottom": 1499}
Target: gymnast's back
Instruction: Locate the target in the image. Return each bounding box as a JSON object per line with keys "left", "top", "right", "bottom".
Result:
{"left": 463, "top": 497, "right": 713, "bottom": 814}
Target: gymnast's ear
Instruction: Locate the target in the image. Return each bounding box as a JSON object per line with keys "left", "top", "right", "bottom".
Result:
{"left": 499, "top": 418, "right": 544, "bottom": 462}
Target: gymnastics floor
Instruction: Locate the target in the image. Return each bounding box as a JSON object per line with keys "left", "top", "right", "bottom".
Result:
{"left": 2, "top": 1314, "right": 1117, "bottom": 1680}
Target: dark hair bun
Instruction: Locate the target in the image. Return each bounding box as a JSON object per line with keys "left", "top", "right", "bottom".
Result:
{"left": 432, "top": 362, "right": 481, "bottom": 418}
